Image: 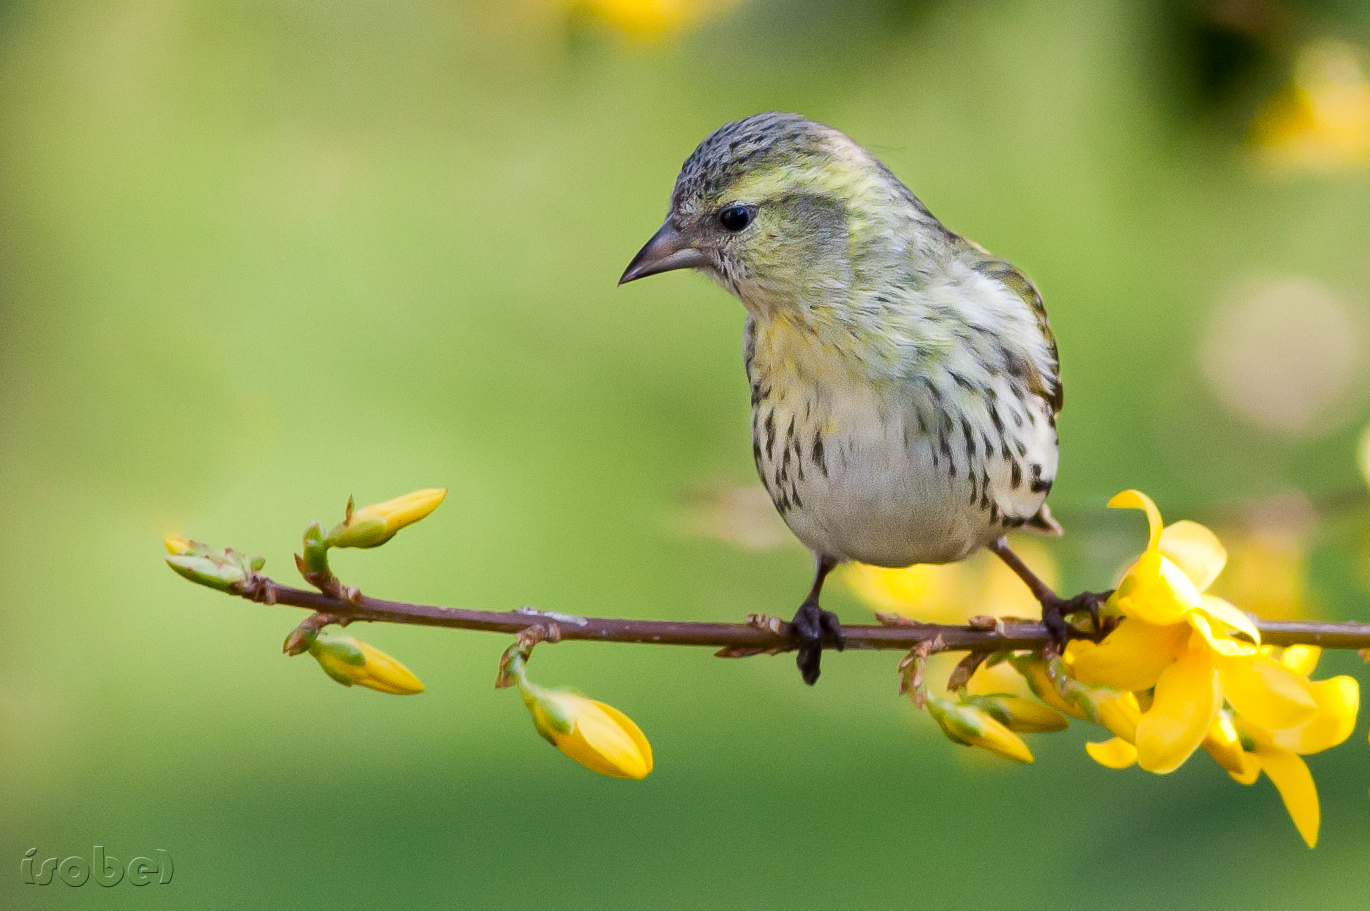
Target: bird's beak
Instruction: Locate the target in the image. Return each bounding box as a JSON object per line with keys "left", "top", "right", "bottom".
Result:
{"left": 618, "top": 219, "right": 709, "bottom": 285}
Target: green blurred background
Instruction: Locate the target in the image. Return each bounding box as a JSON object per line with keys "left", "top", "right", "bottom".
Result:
{"left": 4, "top": 0, "right": 1370, "bottom": 907}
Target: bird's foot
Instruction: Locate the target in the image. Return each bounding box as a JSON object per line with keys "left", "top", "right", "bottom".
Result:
{"left": 1039, "top": 590, "right": 1108, "bottom": 652}
{"left": 792, "top": 599, "right": 845, "bottom": 685}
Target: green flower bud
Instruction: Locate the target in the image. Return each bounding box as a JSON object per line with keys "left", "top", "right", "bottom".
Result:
{"left": 163, "top": 538, "right": 263, "bottom": 593}
{"left": 165, "top": 554, "right": 246, "bottom": 593}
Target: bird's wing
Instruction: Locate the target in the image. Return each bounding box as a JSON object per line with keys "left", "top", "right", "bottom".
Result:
{"left": 960, "top": 244, "right": 1063, "bottom": 415}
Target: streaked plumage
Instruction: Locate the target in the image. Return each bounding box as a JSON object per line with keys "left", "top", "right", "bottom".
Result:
{"left": 622, "top": 112, "right": 1063, "bottom": 681}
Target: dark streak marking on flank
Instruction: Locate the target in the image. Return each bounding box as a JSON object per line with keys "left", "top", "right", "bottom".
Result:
{"left": 988, "top": 402, "right": 1005, "bottom": 434}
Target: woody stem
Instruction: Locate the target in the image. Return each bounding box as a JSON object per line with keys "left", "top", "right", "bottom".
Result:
{"left": 215, "top": 573, "right": 1370, "bottom": 653}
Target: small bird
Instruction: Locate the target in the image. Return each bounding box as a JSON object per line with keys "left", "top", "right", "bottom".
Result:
{"left": 621, "top": 113, "right": 1074, "bottom": 684}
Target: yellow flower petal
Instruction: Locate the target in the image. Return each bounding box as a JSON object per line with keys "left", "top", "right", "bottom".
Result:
{"left": 1196, "top": 594, "right": 1261, "bottom": 648}
{"left": 1086, "top": 737, "right": 1138, "bottom": 769}
{"left": 1109, "top": 489, "right": 1163, "bottom": 552}
{"left": 1219, "top": 655, "right": 1318, "bottom": 730}
{"left": 1113, "top": 553, "right": 1202, "bottom": 625}
{"left": 1069, "top": 618, "right": 1189, "bottom": 691}
{"left": 843, "top": 563, "right": 947, "bottom": 614}
{"left": 966, "top": 659, "right": 1034, "bottom": 698}
{"left": 1158, "top": 520, "right": 1228, "bottom": 592}
{"left": 1202, "top": 715, "right": 1247, "bottom": 775}
{"left": 845, "top": 543, "right": 1061, "bottom": 623}
{"left": 1188, "top": 611, "right": 1259, "bottom": 657}
{"left": 1280, "top": 645, "right": 1321, "bottom": 676}
{"left": 1271, "top": 676, "right": 1360, "bottom": 754}
{"left": 1136, "top": 640, "right": 1220, "bottom": 774}
{"left": 1253, "top": 744, "right": 1319, "bottom": 848}
{"left": 1228, "top": 751, "right": 1262, "bottom": 785}
{"left": 1096, "top": 691, "right": 1142, "bottom": 743}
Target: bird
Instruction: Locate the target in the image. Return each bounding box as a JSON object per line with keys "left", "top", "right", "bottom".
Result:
{"left": 620, "top": 112, "right": 1078, "bottom": 685}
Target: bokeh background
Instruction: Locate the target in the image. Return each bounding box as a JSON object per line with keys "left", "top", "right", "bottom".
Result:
{"left": 4, "top": 0, "right": 1370, "bottom": 907}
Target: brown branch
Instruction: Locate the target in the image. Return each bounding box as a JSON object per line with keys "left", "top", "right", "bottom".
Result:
{"left": 225, "top": 574, "right": 1370, "bottom": 654}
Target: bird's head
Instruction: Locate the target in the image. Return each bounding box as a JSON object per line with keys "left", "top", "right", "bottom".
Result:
{"left": 620, "top": 112, "right": 911, "bottom": 315}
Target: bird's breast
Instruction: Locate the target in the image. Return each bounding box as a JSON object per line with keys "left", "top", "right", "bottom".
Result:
{"left": 745, "top": 316, "right": 1058, "bottom": 567}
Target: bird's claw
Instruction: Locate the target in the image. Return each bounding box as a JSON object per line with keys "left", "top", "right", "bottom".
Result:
{"left": 792, "top": 599, "right": 845, "bottom": 685}
{"left": 1040, "top": 591, "right": 1108, "bottom": 652}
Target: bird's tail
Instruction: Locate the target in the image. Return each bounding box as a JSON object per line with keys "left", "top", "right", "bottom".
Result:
{"left": 1024, "top": 503, "right": 1063, "bottom": 536}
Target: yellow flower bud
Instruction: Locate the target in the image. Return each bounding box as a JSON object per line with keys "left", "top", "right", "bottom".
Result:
{"left": 925, "top": 695, "right": 1034, "bottom": 764}
{"left": 325, "top": 489, "right": 447, "bottom": 549}
{"left": 521, "top": 684, "right": 653, "bottom": 779}
{"left": 164, "top": 536, "right": 193, "bottom": 555}
{"left": 306, "top": 634, "right": 425, "bottom": 695}
{"left": 967, "top": 695, "right": 1070, "bottom": 733}
{"left": 1011, "top": 653, "right": 1112, "bottom": 724}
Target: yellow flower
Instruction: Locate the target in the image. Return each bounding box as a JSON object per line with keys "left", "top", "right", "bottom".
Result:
{"left": 1076, "top": 635, "right": 1357, "bottom": 847}
{"left": 164, "top": 535, "right": 193, "bottom": 555}
{"left": 1068, "top": 490, "right": 1268, "bottom": 773}
{"left": 1216, "top": 648, "right": 1358, "bottom": 848}
{"left": 570, "top": 0, "right": 742, "bottom": 42}
{"left": 924, "top": 694, "right": 1035, "bottom": 764}
{"left": 521, "top": 683, "right": 653, "bottom": 779}
{"left": 844, "top": 539, "right": 1059, "bottom": 625}
{"left": 325, "top": 489, "right": 447, "bottom": 549}
{"left": 1252, "top": 40, "right": 1370, "bottom": 172}
{"left": 307, "top": 634, "right": 425, "bottom": 695}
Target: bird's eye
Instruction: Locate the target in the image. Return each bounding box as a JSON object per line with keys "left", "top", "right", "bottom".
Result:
{"left": 718, "top": 205, "right": 753, "bottom": 232}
